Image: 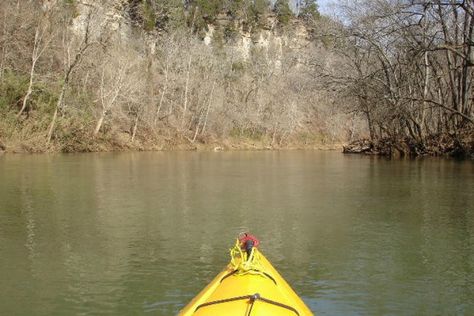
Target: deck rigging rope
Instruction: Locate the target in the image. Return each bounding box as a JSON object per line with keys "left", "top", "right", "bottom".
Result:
{"left": 229, "top": 239, "right": 268, "bottom": 278}
{"left": 193, "top": 293, "right": 300, "bottom": 316}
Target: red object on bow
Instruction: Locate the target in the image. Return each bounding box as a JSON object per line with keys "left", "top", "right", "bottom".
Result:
{"left": 238, "top": 233, "right": 260, "bottom": 248}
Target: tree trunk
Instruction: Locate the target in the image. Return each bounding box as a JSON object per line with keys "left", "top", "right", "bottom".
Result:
{"left": 154, "top": 65, "right": 168, "bottom": 125}
{"left": 461, "top": 11, "right": 474, "bottom": 116}
{"left": 421, "top": 50, "right": 430, "bottom": 139}
{"left": 191, "top": 113, "right": 201, "bottom": 143}
{"left": 181, "top": 55, "right": 192, "bottom": 130}
{"left": 0, "top": 11, "right": 7, "bottom": 79}
{"left": 438, "top": 4, "right": 459, "bottom": 115}
{"left": 94, "top": 111, "right": 106, "bottom": 136}
{"left": 191, "top": 82, "right": 215, "bottom": 143}
{"left": 18, "top": 22, "right": 46, "bottom": 118}
{"left": 271, "top": 127, "right": 277, "bottom": 147}
{"left": 46, "top": 8, "right": 93, "bottom": 144}
{"left": 47, "top": 106, "right": 58, "bottom": 144}
{"left": 200, "top": 81, "right": 215, "bottom": 135}
{"left": 18, "top": 85, "right": 33, "bottom": 118}
{"left": 17, "top": 58, "right": 37, "bottom": 117}
{"left": 46, "top": 86, "right": 65, "bottom": 144}
{"left": 131, "top": 114, "right": 138, "bottom": 142}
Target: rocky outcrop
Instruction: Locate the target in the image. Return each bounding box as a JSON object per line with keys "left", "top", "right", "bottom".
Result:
{"left": 68, "top": 1, "right": 314, "bottom": 68}
{"left": 69, "top": 0, "right": 132, "bottom": 41}
{"left": 203, "top": 15, "right": 313, "bottom": 69}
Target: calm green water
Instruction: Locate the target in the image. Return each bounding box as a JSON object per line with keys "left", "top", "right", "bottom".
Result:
{"left": 1, "top": 151, "right": 473, "bottom": 315}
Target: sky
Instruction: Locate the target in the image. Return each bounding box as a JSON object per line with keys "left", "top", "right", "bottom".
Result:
{"left": 317, "top": 0, "right": 333, "bottom": 15}
{"left": 287, "top": 0, "right": 335, "bottom": 16}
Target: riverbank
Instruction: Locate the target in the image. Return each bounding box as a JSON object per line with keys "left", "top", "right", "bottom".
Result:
{"left": 343, "top": 133, "right": 474, "bottom": 159}
{"left": 0, "top": 122, "right": 343, "bottom": 154}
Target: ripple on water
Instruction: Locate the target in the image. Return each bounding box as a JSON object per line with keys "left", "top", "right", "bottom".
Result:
{"left": 1, "top": 152, "right": 474, "bottom": 316}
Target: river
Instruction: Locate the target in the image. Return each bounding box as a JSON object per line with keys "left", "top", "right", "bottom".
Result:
{"left": 1, "top": 151, "right": 473, "bottom": 315}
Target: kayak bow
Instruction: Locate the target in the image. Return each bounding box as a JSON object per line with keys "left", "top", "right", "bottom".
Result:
{"left": 178, "top": 239, "right": 313, "bottom": 316}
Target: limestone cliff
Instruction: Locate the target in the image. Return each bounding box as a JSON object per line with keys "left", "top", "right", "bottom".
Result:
{"left": 68, "top": 0, "right": 315, "bottom": 67}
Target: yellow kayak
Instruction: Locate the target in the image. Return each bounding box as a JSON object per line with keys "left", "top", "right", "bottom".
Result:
{"left": 178, "top": 239, "right": 314, "bottom": 316}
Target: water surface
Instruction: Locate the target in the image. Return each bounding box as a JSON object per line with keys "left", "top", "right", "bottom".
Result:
{"left": 1, "top": 151, "right": 473, "bottom": 315}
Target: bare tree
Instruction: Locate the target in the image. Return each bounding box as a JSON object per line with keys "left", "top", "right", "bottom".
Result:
{"left": 17, "top": 8, "right": 54, "bottom": 117}
{"left": 47, "top": 8, "right": 106, "bottom": 144}
{"left": 93, "top": 46, "right": 142, "bottom": 136}
{"left": 329, "top": 0, "right": 474, "bottom": 155}
{"left": 0, "top": 8, "right": 7, "bottom": 79}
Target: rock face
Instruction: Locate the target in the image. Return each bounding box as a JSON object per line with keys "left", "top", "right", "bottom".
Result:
{"left": 70, "top": 1, "right": 314, "bottom": 67}
{"left": 204, "top": 15, "right": 312, "bottom": 65}
{"left": 70, "top": 0, "right": 131, "bottom": 41}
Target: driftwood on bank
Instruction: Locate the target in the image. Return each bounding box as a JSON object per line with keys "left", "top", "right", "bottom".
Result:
{"left": 343, "top": 134, "right": 474, "bottom": 158}
{"left": 343, "top": 139, "right": 373, "bottom": 154}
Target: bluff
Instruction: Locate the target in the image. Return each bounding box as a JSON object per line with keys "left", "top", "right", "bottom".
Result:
{"left": 0, "top": 0, "right": 348, "bottom": 153}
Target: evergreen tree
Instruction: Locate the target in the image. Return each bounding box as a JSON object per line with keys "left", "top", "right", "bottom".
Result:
{"left": 274, "top": 0, "right": 292, "bottom": 25}
{"left": 186, "top": 0, "right": 223, "bottom": 33}
{"left": 250, "top": 0, "right": 270, "bottom": 26}
{"left": 154, "top": 0, "right": 186, "bottom": 30}
{"left": 142, "top": 0, "right": 156, "bottom": 32}
{"left": 225, "top": 0, "right": 245, "bottom": 18}
{"left": 298, "top": 0, "right": 320, "bottom": 21}
{"left": 127, "top": 0, "right": 186, "bottom": 32}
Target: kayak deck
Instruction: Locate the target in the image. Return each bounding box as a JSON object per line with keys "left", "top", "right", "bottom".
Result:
{"left": 178, "top": 242, "right": 313, "bottom": 315}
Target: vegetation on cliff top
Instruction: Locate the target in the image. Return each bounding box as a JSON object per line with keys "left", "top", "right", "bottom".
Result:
{"left": 127, "top": 0, "right": 320, "bottom": 33}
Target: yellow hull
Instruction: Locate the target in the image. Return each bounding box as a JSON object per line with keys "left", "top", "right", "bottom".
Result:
{"left": 178, "top": 248, "right": 313, "bottom": 316}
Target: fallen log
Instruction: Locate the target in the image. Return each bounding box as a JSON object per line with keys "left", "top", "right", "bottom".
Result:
{"left": 343, "top": 139, "right": 373, "bottom": 153}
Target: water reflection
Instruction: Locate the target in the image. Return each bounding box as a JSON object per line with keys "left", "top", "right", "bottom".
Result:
{"left": 0, "top": 152, "right": 473, "bottom": 315}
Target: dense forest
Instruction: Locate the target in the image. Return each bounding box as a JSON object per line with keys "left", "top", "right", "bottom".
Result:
{"left": 0, "top": 0, "right": 473, "bottom": 157}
